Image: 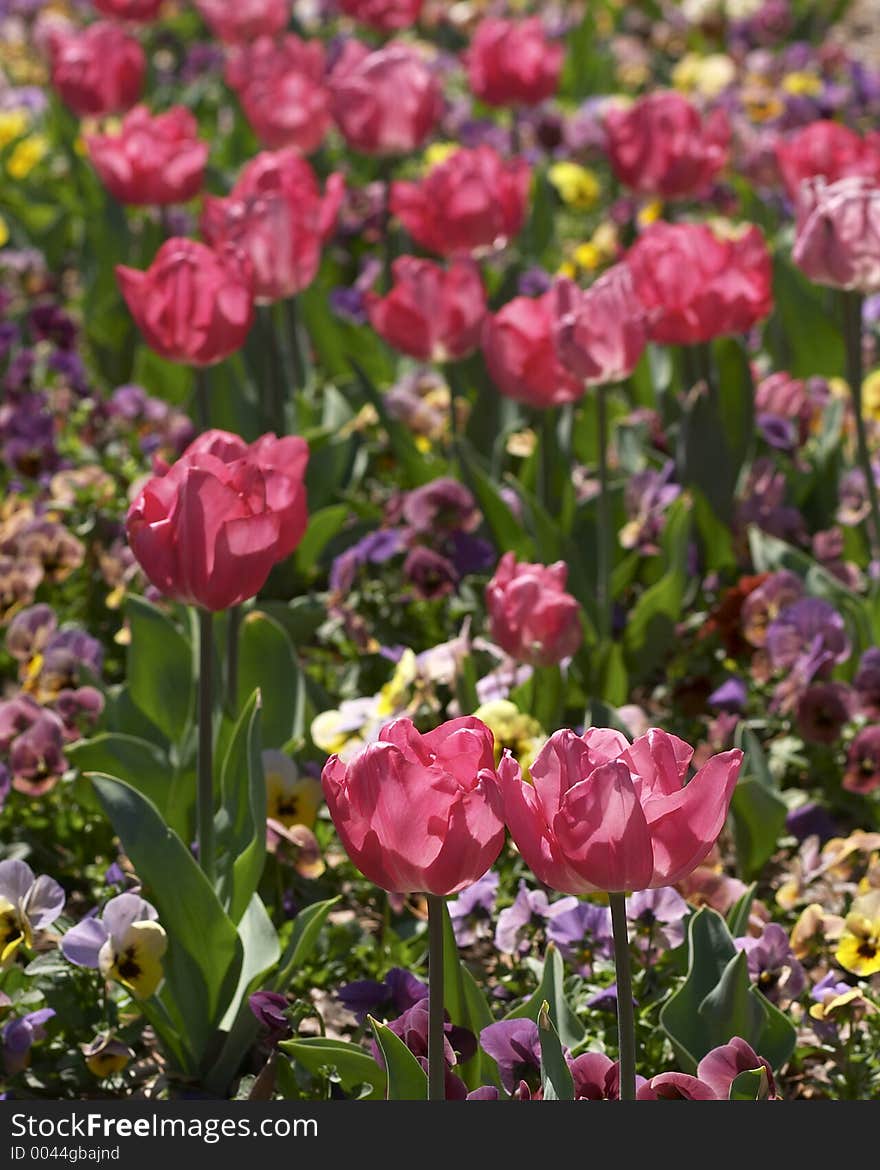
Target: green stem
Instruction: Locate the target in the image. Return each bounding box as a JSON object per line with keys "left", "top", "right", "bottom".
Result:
{"left": 538, "top": 408, "right": 558, "bottom": 516}
{"left": 609, "top": 892, "right": 636, "bottom": 1101}
{"left": 842, "top": 291, "right": 880, "bottom": 560}
{"left": 261, "top": 304, "right": 287, "bottom": 436}
{"left": 426, "top": 894, "right": 446, "bottom": 1102}
{"left": 225, "top": 605, "right": 241, "bottom": 715}
{"left": 596, "top": 382, "right": 612, "bottom": 641}
{"left": 285, "top": 295, "right": 306, "bottom": 402}
{"left": 380, "top": 159, "right": 396, "bottom": 292}
{"left": 197, "top": 608, "right": 215, "bottom": 884}
{"left": 194, "top": 367, "right": 210, "bottom": 433}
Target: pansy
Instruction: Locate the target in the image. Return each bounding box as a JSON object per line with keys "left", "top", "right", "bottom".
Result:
{"left": 61, "top": 893, "right": 167, "bottom": 999}
{"left": 835, "top": 889, "right": 880, "bottom": 977}
{"left": 2, "top": 1008, "right": 55, "bottom": 1076}
{"left": 447, "top": 871, "right": 499, "bottom": 948}
{"left": 80, "top": 1033, "right": 135, "bottom": 1079}
{"left": 262, "top": 751, "right": 323, "bottom": 831}
{"left": 546, "top": 900, "right": 613, "bottom": 975}
{"left": 0, "top": 859, "right": 65, "bottom": 969}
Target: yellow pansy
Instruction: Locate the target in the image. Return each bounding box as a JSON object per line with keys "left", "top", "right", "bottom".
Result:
{"left": 548, "top": 162, "right": 601, "bottom": 210}
{"left": 572, "top": 242, "right": 602, "bottom": 272}
{"left": 0, "top": 215, "right": 8, "bottom": 249}
{"left": 0, "top": 109, "right": 29, "bottom": 148}
{"left": 263, "top": 749, "right": 323, "bottom": 831}
{"left": 637, "top": 200, "right": 664, "bottom": 228}
{"left": 99, "top": 920, "right": 167, "bottom": 999}
{"left": 835, "top": 889, "right": 880, "bottom": 977}
{"left": 82, "top": 1034, "right": 135, "bottom": 1079}
{"left": 377, "top": 649, "right": 417, "bottom": 717}
{"left": 0, "top": 896, "right": 31, "bottom": 967}
{"left": 7, "top": 134, "right": 49, "bottom": 180}
{"left": 673, "top": 53, "right": 736, "bottom": 99}
{"left": 782, "top": 72, "right": 823, "bottom": 97}
{"left": 424, "top": 142, "right": 459, "bottom": 171}
{"left": 862, "top": 369, "right": 880, "bottom": 423}
{"left": 474, "top": 699, "right": 545, "bottom": 778}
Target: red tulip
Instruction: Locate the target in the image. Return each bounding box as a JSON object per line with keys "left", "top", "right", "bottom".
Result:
{"left": 321, "top": 717, "right": 506, "bottom": 896}
{"left": 604, "top": 91, "right": 730, "bottom": 200}
{"left": 552, "top": 264, "right": 648, "bottom": 386}
{"left": 126, "top": 428, "right": 309, "bottom": 611}
{"left": 391, "top": 146, "right": 531, "bottom": 257}
{"left": 776, "top": 120, "right": 880, "bottom": 201}
{"left": 625, "top": 221, "right": 773, "bottom": 345}
{"left": 482, "top": 291, "right": 583, "bottom": 409}
{"left": 466, "top": 17, "right": 563, "bottom": 108}
{"left": 366, "top": 257, "right": 486, "bottom": 362}
{"left": 792, "top": 175, "right": 880, "bottom": 294}
{"left": 330, "top": 40, "right": 442, "bottom": 156}
{"left": 116, "top": 238, "right": 254, "bottom": 366}
{"left": 195, "top": 0, "right": 289, "bottom": 43}
{"left": 93, "top": 0, "right": 164, "bottom": 19}
{"left": 49, "top": 22, "right": 145, "bottom": 118}
{"left": 201, "top": 149, "right": 344, "bottom": 303}
{"left": 225, "top": 35, "right": 332, "bottom": 154}
{"left": 85, "top": 106, "right": 209, "bottom": 207}
{"left": 499, "top": 726, "right": 743, "bottom": 894}
{"left": 339, "top": 0, "right": 423, "bottom": 31}
{"left": 486, "top": 552, "right": 582, "bottom": 667}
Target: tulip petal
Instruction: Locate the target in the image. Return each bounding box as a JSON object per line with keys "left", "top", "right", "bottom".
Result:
{"left": 646, "top": 748, "right": 742, "bottom": 886}
{"left": 554, "top": 762, "right": 654, "bottom": 893}
{"left": 622, "top": 727, "right": 694, "bottom": 803}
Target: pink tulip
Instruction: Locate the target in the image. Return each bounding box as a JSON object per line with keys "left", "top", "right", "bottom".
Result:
{"left": 86, "top": 106, "right": 209, "bottom": 207}
{"left": 696, "top": 1038, "right": 777, "bottom": 1100}
{"left": 500, "top": 727, "right": 743, "bottom": 893}
{"left": 776, "top": 120, "right": 880, "bottom": 201}
{"left": 93, "top": 0, "right": 164, "bottom": 20}
{"left": 486, "top": 552, "right": 583, "bottom": 667}
{"left": 466, "top": 17, "right": 563, "bottom": 108}
{"left": 339, "top": 0, "right": 423, "bottom": 31}
{"left": 201, "top": 149, "right": 344, "bottom": 304}
{"left": 792, "top": 175, "right": 880, "bottom": 294}
{"left": 482, "top": 291, "right": 583, "bottom": 409}
{"left": 604, "top": 91, "right": 730, "bottom": 200}
{"left": 126, "top": 429, "right": 308, "bottom": 612}
{"left": 116, "top": 238, "right": 254, "bottom": 366}
{"left": 49, "top": 21, "right": 145, "bottom": 118}
{"left": 366, "top": 257, "right": 486, "bottom": 362}
{"left": 226, "top": 35, "right": 332, "bottom": 155}
{"left": 625, "top": 221, "right": 773, "bottom": 345}
{"left": 391, "top": 146, "right": 531, "bottom": 258}
{"left": 552, "top": 264, "right": 648, "bottom": 386}
{"left": 195, "top": 0, "right": 289, "bottom": 43}
{"left": 636, "top": 1073, "right": 718, "bottom": 1100}
{"left": 330, "top": 41, "right": 442, "bottom": 156}
{"left": 321, "top": 717, "right": 506, "bottom": 896}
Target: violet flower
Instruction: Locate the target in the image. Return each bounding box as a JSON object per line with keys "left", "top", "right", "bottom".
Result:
{"left": 479, "top": 1019, "right": 542, "bottom": 1097}
{"left": 735, "top": 922, "right": 806, "bottom": 1005}
{"left": 338, "top": 967, "right": 428, "bottom": 1024}
{"left": 448, "top": 871, "right": 499, "bottom": 947}
{"left": 545, "top": 900, "right": 612, "bottom": 974}
{"left": 2, "top": 1008, "right": 55, "bottom": 1076}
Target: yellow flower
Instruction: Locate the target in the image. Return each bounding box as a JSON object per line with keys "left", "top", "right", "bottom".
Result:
{"left": 572, "top": 242, "right": 602, "bottom": 272}
{"left": 789, "top": 903, "right": 845, "bottom": 961}
{"left": 474, "top": 699, "right": 545, "bottom": 778}
{"left": 548, "top": 162, "right": 601, "bottom": 210}
{"left": 672, "top": 53, "right": 736, "bottom": 98}
{"left": 835, "top": 889, "right": 880, "bottom": 977}
{"left": 377, "top": 649, "right": 417, "bottom": 716}
{"left": 263, "top": 749, "right": 323, "bottom": 831}
{"left": 0, "top": 896, "right": 32, "bottom": 967}
{"left": 809, "top": 986, "right": 876, "bottom": 1023}
{"left": 424, "top": 142, "right": 459, "bottom": 171}
{"left": 99, "top": 920, "right": 167, "bottom": 1000}
{"left": 0, "top": 215, "right": 8, "bottom": 249}
{"left": 0, "top": 109, "right": 29, "bottom": 149}
{"left": 637, "top": 200, "right": 664, "bottom": 229}
{"left": 7, "top": 134, "right": 48, "bottom": 180}
{"left": 782, "top": 72, "right": 823, "bottom": 97}
{"left": 863, "top": 369, "right": 880, "bottom": 423}
{"left": 82, "top": 1034, "right": 135, "bottom": 1079}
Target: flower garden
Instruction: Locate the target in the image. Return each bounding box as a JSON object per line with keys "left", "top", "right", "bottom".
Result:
{"left": 1, "top": 0, "right": 880, "bottom": 1104}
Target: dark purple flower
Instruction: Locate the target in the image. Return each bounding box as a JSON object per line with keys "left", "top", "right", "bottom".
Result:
{"left": 620, "top": 461, "right": 681, "bottom": 555}
{"left": 569, "top": 1052, "right": 645, "bottom": 1100}
{"left": 795, "top": 682, "right": 851, "bottom": 744}
{"left": 586, "top": 982, "right": 639, "bottom": 1014}
{"left": 402, "top": 478, "right": 479, "bottom": 535}
{"left": 0, "top": 762, "right": 10, "bottom": 813}
{"left": 338, "top": 967, "right": 428, "bottom": 1024}
{"left": 2, "top": 1009, "right": 55, "bottom": 1076}
{"left": 329, "top": 528, "right": 406, "bottom": 593}
{"left": 518, "top": 267, "right": 553, "bottom": 297}
{"left": 785, "top": 801, "right": 838, "bottom": 844}
{"left": 735, "top": 923, "right": 805, "bottom": 1005}
{"left": 854, "top": 648, "right": 880, "bottom": 717}
{"left": 403, "top": 546, "right": 459, "bottom": 600}
{"left": 448, "top": 871, "right": 498, "bottom": 947}
{"left": 757, "top": 413, "right": 796, "bottom": 450}
{"left": 5, "top": 604, "right": 57, "bottom": 661}
{"left": 708, "top": 677, "right": 748, "bottom": 714}
{"left": 373, "top": 998, "right": 475, "bottom": 1099}
{"left": 329, "top": 285, "right": 369, "bottom": 325}
{"left": 8, "top": 710, "right": 67, "bottom": 791}
{"left": 479, "top": 1018, "right": 541, "bottom": 1096}
{"left": 248, "top": 990, "right": 291, "bottom": 1043}
{"left": 545, "top": 900, "right": 612, "bottom": 975}
{"left": 766, "top": 598, "right": 850, "bottom": 680}
{"left": 843, "top": 725, "right": 880, "bottom": 795}
{"left": 449, "top": 531, "right": 494, "bottom": 577}
{"left": 466, "top": 1085, "right": 500, "bottom": 1100}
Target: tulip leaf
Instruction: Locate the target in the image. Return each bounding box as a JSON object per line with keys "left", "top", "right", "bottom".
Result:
{"left": 369, "top": 1018, "right": 429, "bottom": 1101}
{"left": 441, "top": 902, "right": 500, "bottom": 1091}
{"left": 505, "top": 942, "right": 585, "bottom": 1049}
{"left": 281, "top": 1037, "right": 385, "bottom": 1101}
{"left": 764, "top": 255, "right": 845, "bottom": 379}
{"left": 698, "top": 951, "right": 766, "bottom": 1051}
{"left": 725, "top": 883, "right": 757, "bottom": 939}
{"left": 457, "top": 440, "right": 535, "bottom": 560}
{"left": 66, "top": 734, "right": 190, "bottom": 842}
{"left": 216, "top": 689, "right": 266, "bottom": 925}
{"left": 236, "top": 610, "right": 305, "bottom": 748}
{"left": 538, "top": 1002, "right": 575, "bottom": 1101}
{"left": 730, "top": 778, "right": 788, "bottom": 882}
{"left": 623, "top": 497, "right": 691, "bottom": 682}
{"left": 90, "top": 773, "right": 243, "bottom": 1069}
{"left": 728, "top": 1067, "right": 770, "bottom": 1101}
{"left": 125, "top": 596, "right": 195, "bottom": 746}
{"left": 295, "top": 504, "right": 351, "bottom": 578}
{"left": 274, "top": 896, "right": 340, "bottom": 993}
{"left": 349, "top": 359, "right": 442, "bottom": 486}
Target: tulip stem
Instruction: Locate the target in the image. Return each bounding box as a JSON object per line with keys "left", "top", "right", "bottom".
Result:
{"left": 226, "top": 605, "right": 240, "bottom": 715}
{"left": 197, "top": 608, "right": 215, "bottom": 884}
{"left": 596, "top": 382, "right": 612, "bottom": 641}
{"left": 426, "top": 893, "right": 446, "bottom": 1102}
{"left": 842, "top": 291, "right": 880, "bottom": 560}
{"left": 194, "top": 368, "right": 210, "bottom": 432}
{"left": 609, "top": 892, "right": 636, "bottom": 1101}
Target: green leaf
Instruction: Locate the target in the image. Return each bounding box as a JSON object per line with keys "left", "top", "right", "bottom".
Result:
{"left": 369, "top": 1018, "right": 428, "bottom": 1101}
{"left": 216, "top": 690, "right": 265, "bottom": 924}
{"left": 66, "top": 734, "right": 190, "bottom": 841}
{"left": 281, "top": 1037, "right": 385, "bottom": 1101}
{"left": 349, "top": 359, "right": 441, "bottom": 486}
{"left": 623, "top": 497, "right": 691, "bottom": 681}
{"left": 726, "top": 883, "right": 757, "bottom": 938}
{"left": 457, "top": 441, "right": 535, "bottom": 560}
{"left": 698, "top": 951, "right": 766, "bottom": 1052}
{"left": 730, "top": 779, "right": 788, "bottom": 882}
{"left": 125, "top": 596, "right": 194, "bottom": 745}
{"left": 236, "top": 610, "right": 305, "bottom": 748}
{"left": 538, "top": 1002, "right": 574, "bottom": 1101}
{"left": 273, "top": 897, "right": 340, "bottom": 992}
{"left": 505, "top": 942, "right": 585, "bottom": 1049}
{"left": 295, "top": 505, "right": 350, "bottom": 578}
{"left": 764, "top": 256, "right": 845, "bottom": 379}
{"left": 441, "top": 902, "right": 498, "bottom": 1091}
{"left": 90, "top": 774, "right": 242, "bottom": 1069}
